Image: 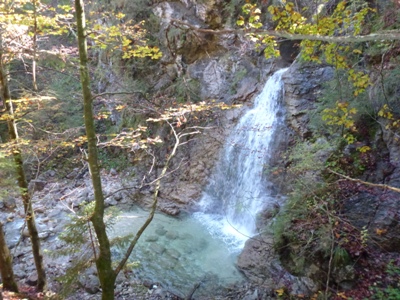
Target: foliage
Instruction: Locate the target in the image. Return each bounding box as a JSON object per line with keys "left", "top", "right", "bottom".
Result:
{"left": 97, "top": 148, "right": 130, "bottom": 172}
{"left": 376, "top": 63, "right": 400, "bottom": 114}
{"left": 86, "top": 7, "right": 161, "bottom": 61}
{"left": 237, "top": 3, "right": 280, "bottom": 58}
{"left": 52, "top": 202, "right": 119, "bottom": 296}
{"left": 309, "top": 68, "right": 376, "bottom": 149}
{"left": 274, "top": 138, "right": 336, "bottom": 256}
{"left": 286, "top": 138, "right": 335, "bottom": 176}
{"left": 322, "top": 101, "right": 357, "bottom": 144}
{"left": 170, "top": 76, "right": 201, "bottom": 103}
{"left": 272, "top": 135, "right": 378, "bottom": 297}
{"left": 369, "top": 261, "right": 400, "bottom": 300}
{"left": 238, "top": 1, "right": 376, "bottom": 96}
{"left": 0, "top": 154, "right": 18, "bottom": 198}
{"left": 40, "top": 72, "right": 83, "bottom": 131}
{"left": 0, "top": 0, "right": 72, "bottom": 59}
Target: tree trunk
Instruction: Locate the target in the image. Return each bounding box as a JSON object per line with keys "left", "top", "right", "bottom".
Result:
{"left": 0, "top": 222, "right": 18, "bottom": 292}
{"left": 74, "top": 1, "right": 116, "bottom": 299}
{"left": 32, "top": 0, "right": 38, "bottom": 91}
{"left": 0, "top": 45, "right": 46, "bottom": 292}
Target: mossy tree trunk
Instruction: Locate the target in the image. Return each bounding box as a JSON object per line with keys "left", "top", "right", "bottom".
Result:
{"left": 0, "top": 42, "right": 47, "bottom": 292}
{"left": 0, "top": 222, "right": 18, "bottom": 292}
{"left": 74, "top": 0, "right": 116, "bottom": 299}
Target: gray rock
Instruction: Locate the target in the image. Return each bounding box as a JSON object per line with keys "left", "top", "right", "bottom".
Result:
{"left": 165, "top": 248, "right": 181, "bottom": 259}
{"left": 165, "top": 230, "right": 179, "bottom": 240}
{"left": 39, "top": 231, "right": 50, "bottom": 239}
{"left": 155, "top": 227, "right": 167, "bottom": 236}
{"left": 29, "top": 180, "right": 47, "bottom": 192}
{"left": 3, "top": 196, "right": 16, "bottom": 208}
{"left": 150, "top": 244, "right": 165, "bottom": 255}
{"left": 26, "top": 274, "right": 38, "bottom": 286}
{"left": 35, "top": 206, "right": 46, "bottom": 214}
{"left": 114, "top": 192, "right": 123, "bottom": 201}
{"left": 333, "top": 265, "right": 356, "bottom": 290}
{"left": 105, "top": 198, "right": 118, "bottom": 206}
{"left": 22, "top": 228, "right": 30, "bottom": 237}
{"left": 237, "top": 234, "right": 274, "bottom": 284}
{"left": 83, "top": 275, "right": 100, "bottom": 294}
{"left": 145, "top": 235, "right": 159, "bottom": 242}
{"left": 283, "top": 62, "right": 334, "bottom": 137}
{"left": 110, "top": 168, "right": 118, "bottom": 176}
{"left": 243, "top": 289, "right": 258, "bottom": 300}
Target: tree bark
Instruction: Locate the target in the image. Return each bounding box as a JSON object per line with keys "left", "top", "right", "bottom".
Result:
{"left": 0, "top": 38, "right": 46, "bottom": 292}
{"left": 0, "top": 222, "right": 18, "bottom": 292}
{"left": 74, "top": 0, "right": 116, "bottom": 299}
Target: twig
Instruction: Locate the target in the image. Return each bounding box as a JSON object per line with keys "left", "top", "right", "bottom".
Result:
{"left": 87, "top": 215, "right": 97, "bottom": 261}
{"left": 325, "top": 207, "right": 335, "bottom": 300}
{"left": 185, "top": 282, "right": 201, "bottom": 300}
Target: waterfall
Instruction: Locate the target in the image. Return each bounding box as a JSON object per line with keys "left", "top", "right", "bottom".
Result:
{"left": 194, "top": 68, "right": 288, "bottom": 250}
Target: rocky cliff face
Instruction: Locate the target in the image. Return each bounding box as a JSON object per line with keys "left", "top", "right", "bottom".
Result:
{"left": 151, "top": 1, "right": 296, "bottom": 101}
{"left": 125, "top": 0, "right": 294, "bottom": 215}
{"left": 282, "top": 62, "right": 334, "bottom": 138}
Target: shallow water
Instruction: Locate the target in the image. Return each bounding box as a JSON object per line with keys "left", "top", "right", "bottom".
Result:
{"left": 110, "top": 206, "right": 245, "bottom": 298}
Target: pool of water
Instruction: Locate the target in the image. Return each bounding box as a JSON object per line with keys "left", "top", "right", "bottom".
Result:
{"left": 109, "top": 206, "right": 245, "bottom": 298}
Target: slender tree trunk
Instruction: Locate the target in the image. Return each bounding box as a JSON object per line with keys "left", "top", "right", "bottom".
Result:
{"left": 32, "top": 0, "right": 38, "bottom": 91}
{"left": 0, "top": 48, "right": 46, "bottom": 292}
{"left": 0, "top": 222, "right": 18, "bottom": 292}
{"left": 74, "top": 1, "right": 116, "bottom": 299}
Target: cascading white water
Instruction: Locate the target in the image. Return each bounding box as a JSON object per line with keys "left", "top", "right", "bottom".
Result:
{"left": 194, "top": 68, "right": 288, "bottom": 250}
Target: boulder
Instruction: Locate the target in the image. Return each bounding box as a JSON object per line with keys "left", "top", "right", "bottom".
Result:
{"left": 26, "top": 274, "right": 38, "bottom": 286}
{"left": 237, "top": 233, "right": 318, "bottom": 296}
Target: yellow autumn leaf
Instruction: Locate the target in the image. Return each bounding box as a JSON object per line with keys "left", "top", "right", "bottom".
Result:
{"left": 349, "top": 108, "right": 357, "bottom": 114}
{"left": 376, "top": 228, "right": 387, "bottom": 235}
{"left": 357, "top": 146, "right": 371, "bottom": 153}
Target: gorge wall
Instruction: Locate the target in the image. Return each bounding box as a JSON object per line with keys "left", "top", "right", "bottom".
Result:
{"left": 3, "top": 0, "right": 399, "bottom": 298}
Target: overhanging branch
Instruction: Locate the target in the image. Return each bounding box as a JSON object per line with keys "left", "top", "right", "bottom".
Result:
{"left": 170, "top": 19, "right": 400, "bottom": 43}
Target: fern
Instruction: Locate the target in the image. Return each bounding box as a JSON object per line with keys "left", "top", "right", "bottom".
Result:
{"left": 48, "top": 202, "right": 122, "bottom": 297}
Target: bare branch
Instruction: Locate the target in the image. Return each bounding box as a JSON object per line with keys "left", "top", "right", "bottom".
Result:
{"left": 91, "top": 91, "right": 145, "bottom": 100}
{"left": 114, "top": 121, "right": 185, "bottom": 276}
{"left": 328, "top": 168, "right": 400, "bottom": 193}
